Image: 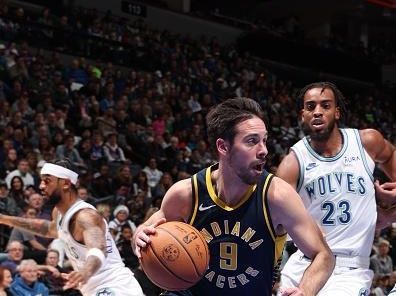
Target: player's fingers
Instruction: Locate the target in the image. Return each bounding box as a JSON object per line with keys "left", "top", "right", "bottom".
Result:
{"left": 152, "top": 217, "right": 166, "bottom": 228}
{"left": 60, "top": 273, "right": 69, "bottom": 280}
{"left": 381, "top": 182, "right": 396, "bottom": 190}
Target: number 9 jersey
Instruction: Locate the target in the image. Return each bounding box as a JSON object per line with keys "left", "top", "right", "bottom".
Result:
{"left": 188, "top": 164, "right": 286, "bottom": 296}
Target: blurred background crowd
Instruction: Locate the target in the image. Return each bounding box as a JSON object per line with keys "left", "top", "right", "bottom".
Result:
{"left": 0, "top": 0, "right": 394, "bottom": 295}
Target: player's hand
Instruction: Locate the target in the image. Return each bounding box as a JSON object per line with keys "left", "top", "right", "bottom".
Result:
{"left": 279, "top": 287, "right": 305, "bottom": 296}
{"left": 133, "top": 218, "right": 166, "bottom": 258}
{"left": 62, "top": 271, "right": 88, "bottom": 290}
{"left": 375, "top": 181, "right": 396, "bottom": 208}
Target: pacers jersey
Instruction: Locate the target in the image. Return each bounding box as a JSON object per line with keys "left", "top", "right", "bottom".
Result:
{"left": 188, "top": 164, "right": 286, "bottom": 296}
{"left": 57, "top": 200, "right": 125, "bottom": 293}
{"left": 292, "top": 128, "right": 376, "bottom": 257}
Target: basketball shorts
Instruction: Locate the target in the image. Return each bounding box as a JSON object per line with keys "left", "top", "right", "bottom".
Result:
{"left": 279, "top": 251, "right": 373, "bottom": 296}
{"left": 80, "top": 267, "right": 144, "bottom": 296}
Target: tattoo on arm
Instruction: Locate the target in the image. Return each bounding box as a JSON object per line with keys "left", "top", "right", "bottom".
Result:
{"left": 75, "top": 210, "right": 107, "bottom": 277}
{"left": 0, "top": 215, "right": 55, "bottom": 238}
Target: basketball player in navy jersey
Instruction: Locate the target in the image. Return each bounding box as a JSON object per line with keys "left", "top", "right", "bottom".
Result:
{"left": 133, "top": 97, "right": 334, "bottom": 296}
{"left": 0, "top": 159, "right": 143, "bottom": 296}
{"left": 277, "top": 82, "right": 396, "bottom": 295}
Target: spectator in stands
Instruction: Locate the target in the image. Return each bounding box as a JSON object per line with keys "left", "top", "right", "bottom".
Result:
{"left": 0, "top": 147, "right": 17, "bottom": 180}
{"left": 371, "top": 239, "right": 394, "bottom": 280}
{"left": 142, "top": 158, "right": 163, "bottom": 192}
{"left": 113, "top": 164, "right": 133, "bottom": 189}
{"left": 151, "top": 172, "right": 173, "bottom": 201}
{"left": 39, "top": 249, "right": 81, "bottom": 296}
{"left": 9, "top": 259, "right": 49, "bottom": 296}
{"left": 95, "top": 106, "right": 117, "bottom": 136}
{"left": 5, "top": 159, "right": 34, "bottom": 189}
{"left": 103, "top": 131, "right": 126, "bottom": 164}
{"left": 116, "top": 224, "right": 139, "bottom": 270}
{"left": 91, "top": 163, "right": 113, "bottom": 198}
{"left": 109, "top": 205, "right": 136, "bottom": 241}
{"left": 55, "top": 134, "right": 85, "bottom": 169}
{"left": 1, "top": 241, "right": 24, "bottom": 275}
{"left": 7, "top": 176, "right": 27, "bottom": 215}
{"left": 132, "top": 170, "right": 151, "bottom": 199}
{"left": 0, "top": 181, "right": 17, "bottom": 216}
{"left": 0, "top": 266, "right": 12, "bottom": 296}
{"left": 27, "top": 193, "right": 50, "bottom": 221}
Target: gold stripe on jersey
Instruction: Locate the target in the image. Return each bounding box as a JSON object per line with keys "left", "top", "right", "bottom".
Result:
{"left": 189, "top": 174, "right": 199, "bottom": 225}
{"left": 205, "top": 165, "right": 257, "bottom": 211}
{"left": 261, "top": 174, "right": 287, "bottom": 265}
{"left": 275, "top": 234, "right": 287, "bottom": 265}
{"left": 262, "top": 174, "right": 274, "bottom": 241}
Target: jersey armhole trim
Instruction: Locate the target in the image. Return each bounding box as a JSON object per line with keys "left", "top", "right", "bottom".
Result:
{"left": 353, "top": 129, "right": 374, "bottom": 182}
{"left": 188, "top": 174, "right": 199, "bottom": 225}
{"left": 291, "top": 147, "right": 305, "bottom": 192}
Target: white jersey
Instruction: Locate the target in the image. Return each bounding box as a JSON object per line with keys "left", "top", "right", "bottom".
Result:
{"left": 57, "top": 200, "right": 142, "bottom": 295}
{"left": 291, "top": 128, "right": 376, "bottom": 258}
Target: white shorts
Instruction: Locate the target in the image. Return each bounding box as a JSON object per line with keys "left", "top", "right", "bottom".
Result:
{"left": 81, "top": 267, "right": 144, "bottom": 296}
{"left": 279, "top": 251, "right": 373, "bottom": 296}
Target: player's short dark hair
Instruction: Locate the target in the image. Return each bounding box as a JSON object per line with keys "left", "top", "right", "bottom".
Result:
{"left": 296, "top": 81, "right": 348, "bottom": 124}
{"left": 206, "top": 97, "right": 264, "bottom": 153}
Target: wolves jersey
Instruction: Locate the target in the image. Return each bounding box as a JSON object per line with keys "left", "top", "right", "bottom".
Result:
{"left": 188, "top": 164, "right": 286, "bottom": 296}
{"left": 56, "top": 200, "right": 127, "bottom": 293}
{"left": 291, "top": 128, "right": 376, "bottom": 257}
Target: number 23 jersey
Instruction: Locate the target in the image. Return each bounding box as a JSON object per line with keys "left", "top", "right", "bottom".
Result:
{"left": 291, "top": 128, "right": 376, "bottom": 258}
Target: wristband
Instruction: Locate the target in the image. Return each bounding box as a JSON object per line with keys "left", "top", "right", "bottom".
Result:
{"left": 86, "top": 248, "right": 105, "bottom": 266}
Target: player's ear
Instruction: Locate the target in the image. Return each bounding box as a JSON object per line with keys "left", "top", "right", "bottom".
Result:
{"left": 299, "top": 109, "right": 305, "bottom": 122}
{"left": 216, "top": 138, "right": 229, "bottom": 155}
{"left": 63, "top": 179, "right": 71, "bottom": 190}
{"left": 335, "top": 106, "right": 340, "bottom": 120}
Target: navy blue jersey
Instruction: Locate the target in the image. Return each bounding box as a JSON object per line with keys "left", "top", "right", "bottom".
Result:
{"left": 188, "top": 164, "right": 286, "bottom": 296}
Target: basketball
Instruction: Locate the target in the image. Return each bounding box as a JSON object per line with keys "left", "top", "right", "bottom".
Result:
{"left": 140, "top": 221, "right": 210, "bottom": 291}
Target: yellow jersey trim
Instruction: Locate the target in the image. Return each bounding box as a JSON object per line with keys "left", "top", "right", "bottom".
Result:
{"left": 205, "top": 165, "right": 256, "bottom": 211}
{"left": 189, "top": 174, "right": 199, "bottom": 225}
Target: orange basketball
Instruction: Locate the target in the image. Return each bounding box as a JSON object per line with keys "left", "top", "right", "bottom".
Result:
{"left": 140, "top": 221, "right": 210, "bottom": 291}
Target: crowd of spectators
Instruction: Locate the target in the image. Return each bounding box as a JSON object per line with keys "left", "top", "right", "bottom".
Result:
{"left": 0, "top": 3, "right": 394, "bottom": 295}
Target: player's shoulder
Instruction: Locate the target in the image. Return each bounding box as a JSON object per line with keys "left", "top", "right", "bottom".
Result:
{"left": 73, "top": 207, "right": 104, "bottom": 225}
{"left": 165, "top": 178, "right": 192, "bottom": 197}
{"left": 359, "top": 128, "right": 386, "bottom": 149}
{"left": 276, "top": 150, "right": 299, "bottom": 187}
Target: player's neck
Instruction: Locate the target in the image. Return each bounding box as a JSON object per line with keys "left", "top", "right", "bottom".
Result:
{"left": 214, "top": 163, "right": 251, "bottom": 206}
{"left": 309, "top": 128, "right": 343, "bottom": 157}
{"left": 56, "top": 194, "right": 80, "bottom": 215}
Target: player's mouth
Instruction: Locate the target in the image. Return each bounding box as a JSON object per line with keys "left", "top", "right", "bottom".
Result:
{"left": 252, "top": 162, "right": 265, "bottom": 173}
{"left": 312, "top": 119, "right": 325, "bottom": 129}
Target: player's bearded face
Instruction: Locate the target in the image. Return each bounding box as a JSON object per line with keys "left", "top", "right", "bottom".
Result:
{"left": 228, "top": 146, "right": 263, "bottom": 185}
{"left": 45, "top": 186, "right": 62, "bottom": 206}
{"left": 302, "top": 115, "right": 336, "bottom": 142}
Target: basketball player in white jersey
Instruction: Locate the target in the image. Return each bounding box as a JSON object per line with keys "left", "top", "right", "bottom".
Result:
{"left": 277, "top": 82, "right": 396, "bottom": 295}
{"left": 0, "top": 159, "right": 144, "bottom": 296}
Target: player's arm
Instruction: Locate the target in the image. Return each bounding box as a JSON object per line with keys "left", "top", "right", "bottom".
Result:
{"left": 361, "top": 129, "right": 396, "bottom": 207}
{"left": 361, "top": 129, "right": 396, "bottom": 181}
{"left": 269, "top": 177, "right": 335, "bottom": 296}
{"left": 63, "top": 209, "right": 107, "bottom": 289}
{"left": 132, "top": 178, "right": 193, "bottom": 258}
{"left": 276, "top": 150, "right": 300, "bottom": 188}
{"left": 0, "top": 208, "right": 58, "bottom": 238}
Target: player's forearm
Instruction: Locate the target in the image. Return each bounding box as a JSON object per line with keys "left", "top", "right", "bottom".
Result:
{"left": 81, "top": 254, "right": 103, "bottom": 279}
{"left": 0, "top": 214, "right": 56, "bottom": 238}
{"left": 298, "top": 250, "right": 335, "bottom": 295}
